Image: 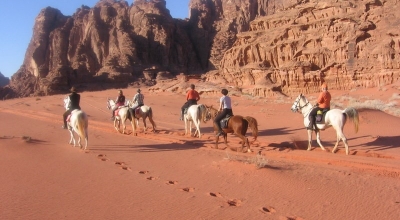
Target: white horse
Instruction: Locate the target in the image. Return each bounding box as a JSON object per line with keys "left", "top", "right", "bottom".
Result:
{"left": 291, "top": 94, "right": 359, "bottom": 155}
{"left": 63, "top": 96, "right": 88, "bottom": 150}
{"left": 127, "top": 101, "right": 156, "bottom": 132}
{"left": 183, "top": 104, "right": 211, "bottom": 138}
{"left": 107, "top": 99, "right": 137, "bottom": 135}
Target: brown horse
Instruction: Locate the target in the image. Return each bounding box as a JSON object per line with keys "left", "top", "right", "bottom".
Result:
{"left": 206, "top": 106, "right": 258, "bottom": 152}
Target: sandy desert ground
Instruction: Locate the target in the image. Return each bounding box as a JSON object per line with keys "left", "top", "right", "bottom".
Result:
{"left": 0, "top": 84, "right": 399, "bottom": 220}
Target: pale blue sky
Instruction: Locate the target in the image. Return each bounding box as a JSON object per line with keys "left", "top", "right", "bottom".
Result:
{"left": 0, "top": 0, "right": 190, "bottom": 78}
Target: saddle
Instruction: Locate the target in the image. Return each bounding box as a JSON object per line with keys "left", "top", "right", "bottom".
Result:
{"left": 219, "top": 114, "right": 233, "bottom": 129}
{"left": 66, "top": 109, "right": 79, "bottom": 122}
{"left": 313, "top": 109, "right": 329, "bottom": 124}
{"left": 183, "top": 103, "right": 196, "bottom": 115}
{"left": 132, "top": 104, "right": 143, "bottom": 118}
{"left": 114, "top": 105, "right": 127, "bottom": 116}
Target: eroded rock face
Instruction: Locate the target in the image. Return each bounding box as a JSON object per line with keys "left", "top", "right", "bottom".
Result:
{"left": 0, "top": 72, "right": 9, "bottom": 87}
{"left": 210, "top": 0, "right": 400, "bottom": 97}
{"left": 7, "top": 0, "right": 201, "bottom": 98}
{"left": 5, "top": 0, "right": 400, "bottom": 99}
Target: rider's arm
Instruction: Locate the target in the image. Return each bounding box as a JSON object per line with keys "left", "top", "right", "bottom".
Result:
{"left": 219, "top": 98, "right": 223, "bottom": 110}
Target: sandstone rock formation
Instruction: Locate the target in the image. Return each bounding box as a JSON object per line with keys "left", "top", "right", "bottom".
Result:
{"left": 209, "top": 0, "right": 400, "bottom": 97}
{"left": 0, "top": 72, "right": 9, "bottom": 87}
{"left": 3, "top": 0, "right": 400, "bottom": 99}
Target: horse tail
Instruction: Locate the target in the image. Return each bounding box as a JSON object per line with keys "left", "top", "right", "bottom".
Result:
{"left": 128, "top": 108, "right": 134, "bottom": 121}
{"left": 343, "top": 107, "right": 359, "bottom": 133}
{"left": 76, "top": 111, "right": 88, "bottom": 141}
{"left": 148, "top": 107, "right": 157, "bottom": 129}
{"left": 198, "top": 104, "right": 207, "bottom": 123}
{"left": 244, "top": 116, "right": 258, "bottom": 141}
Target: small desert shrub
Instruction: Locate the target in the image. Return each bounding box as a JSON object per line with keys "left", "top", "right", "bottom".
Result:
{"left": 21, "top": 136, "right": 32, "bottom": 142}
{"left": 224, "top": 151, "right": 268, "bottom": 169}
{"left": 36, "top": 98, "right": 41, "bottom": 101}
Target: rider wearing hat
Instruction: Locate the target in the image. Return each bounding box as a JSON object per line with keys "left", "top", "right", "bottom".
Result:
{"left": 308, "top": 82, "right": 331, "bottom": 130}
{"left": 180, "top": 84, "right": 200, "bottom": 120}
{"left": 214, "top": 88, "right": 233, "bottom": 136}
{"left": 62, "top": 86, "right": 81, "bottom": 129}
{"left": 131, "top": 88, "right": 144, "bottom": 116}
{"left": 111, "top": 90, "right": 126, "bottom": 120}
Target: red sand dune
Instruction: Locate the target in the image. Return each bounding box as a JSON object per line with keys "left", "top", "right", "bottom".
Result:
{"left": 0, "top": 87, "right": 399, "bottom": 220}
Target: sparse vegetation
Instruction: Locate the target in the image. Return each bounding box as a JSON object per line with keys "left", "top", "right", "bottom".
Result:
{"left": 224, "top": 151, "right": 268, "bottom": 169}
{"left": 21, "top": 136, "right": 32, "bottom": 142}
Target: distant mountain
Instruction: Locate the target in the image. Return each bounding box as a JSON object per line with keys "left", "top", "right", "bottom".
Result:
{"left": 0, "top": 72, "right": 10, "bottom": 87}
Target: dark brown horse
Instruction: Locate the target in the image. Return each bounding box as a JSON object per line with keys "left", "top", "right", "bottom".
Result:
{"left": 206, "top": 105, "right": 258, "bottom": 152}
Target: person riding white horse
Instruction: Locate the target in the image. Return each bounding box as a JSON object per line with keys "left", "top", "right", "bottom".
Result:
{"left": 107, "top": 98, "right": 136, "bottom": 135}
{"left": 183, "top": 104, "right": 211, "bottom": 138}
{"left": 308, "top": 82, "right": 331, "bottom": 130}
{"left": 62, "top": 86, "right": 80, "bottom": 129}
{"left": 63, "top": 93, "right": 88, "bottom": 150}
{"left": 180, "top": 84, "right": 200, "bottom": 121}
{"left": 111, "top": 90, "right": 125, "bottom": 120}
{"left": 131, "top": 88, "right": 144, "bottom": 118}
{"left": 291, "top": 92, "right": 359, "bottom": 155}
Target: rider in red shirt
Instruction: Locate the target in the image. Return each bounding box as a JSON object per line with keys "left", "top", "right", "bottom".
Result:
{"left": 180, "top": 84, "right": 200, "bottom": 120}
{"left": 308, "top": 83, "right": 331, "bottom": 130}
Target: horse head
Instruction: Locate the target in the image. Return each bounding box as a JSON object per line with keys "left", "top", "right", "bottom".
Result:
{"left": 206, "top": 105, "right": 219, "bottom": 119}
{"left": 107, "top": 98, "right": 114, "bottom": 110}
{"left": 291, "top": 93, "right": 309, "bottom": 113}
{"left": 64, "top": 96, "right": 71, "bottom": 110}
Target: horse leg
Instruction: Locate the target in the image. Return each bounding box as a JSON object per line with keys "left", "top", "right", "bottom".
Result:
{"left": 307, "top": 129, "right": 313, "bottom": 151}
{"left": 184, "top": 119, "right": 188, "bottom": 135}
{"left": 315, "top": 130, "right": 326, "bottom": 152}
{"left": 142, "top": 117, "right": 147, "bottom": 131}
{"left": 148, "top": 116, "right": 156, "bottom": 132}
{"left": 334, "top": 128, "right": 349, "bottom": 155}
{"left": 193, "top": 120, "right": 201, "bottom": 138}
{"left": 68, "top": 129, "right": 74, "bottom": 146}
{"left": 332, "top": 133, "right": 341, "bottom": 154}
{"left": 77, "top": 135, "right": 82, "bottom": 148}
{"left": 122, "top": 119, "right": 127, "bottom": 134}
{"left": 114, "top": 119, "right": 120, "bottom": 133}
{"left": 215, "top": 135, "right": 220, "bottom": 149}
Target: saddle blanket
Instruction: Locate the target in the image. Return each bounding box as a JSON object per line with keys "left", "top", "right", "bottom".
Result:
{"left": 220, "top": 116, "right": 231, "bottom": 129}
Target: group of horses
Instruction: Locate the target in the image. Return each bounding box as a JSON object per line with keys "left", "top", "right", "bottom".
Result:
{"left": 63, "top": 94, "right": 359, "bottom": 156}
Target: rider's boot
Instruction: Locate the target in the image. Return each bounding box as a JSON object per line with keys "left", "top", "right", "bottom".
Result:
{"left": 307, "top": 118, "right": 316, "bottom": 130}
{"left": 179, "top": 110, "right": 183, "bottom": 121}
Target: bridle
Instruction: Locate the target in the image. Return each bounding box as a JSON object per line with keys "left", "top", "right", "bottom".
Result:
{"left": 292, "top": 95, "right": 315, "bottom": 119}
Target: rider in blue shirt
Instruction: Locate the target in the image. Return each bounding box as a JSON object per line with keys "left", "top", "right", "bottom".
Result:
{"left": 214, "top": 89, "right": 233, "bottom": 136}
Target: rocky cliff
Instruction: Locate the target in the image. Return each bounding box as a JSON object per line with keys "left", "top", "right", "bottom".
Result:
{"left": 208, "top": 0, "right": 400, "bottom": 97}
{"left": 3, "top": 0, "right": 400, "bottom": 98}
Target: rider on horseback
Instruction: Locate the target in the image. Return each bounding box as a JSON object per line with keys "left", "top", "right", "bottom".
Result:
{"left": 180, "top": 84, "right": 200, "bottom": 121}
{"left": 62, "top": 86, "right": 81, "bottom": 129}
{"left": 131, "top": 88, "right": 144, "bottom": 117}
{"left": 111, "top": 90, "right": 126, "bottom": 120}
{"left": 214, "top": 88, "right": 233, "bottom": 136}
{"left": 308, "top": 82, "right": 331, "bottom": 130}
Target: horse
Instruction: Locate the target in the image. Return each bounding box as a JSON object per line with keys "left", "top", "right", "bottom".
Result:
{"left": 63, "top": 96, "right": 88, "bottom": 150}
{"left": 206, "top": 106, "right": 258, "bottom": 153}
{"left": 127, "top": 101, "right": 156, "bottom": 132}
{"left": 183, "top": 104, "right": 211, "bottom": 138}
{"left": 290, "top": 94, "right": 359, "bottom": 155}
{"left": 107, "top": 99, "right": 137, "bottom": 135}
